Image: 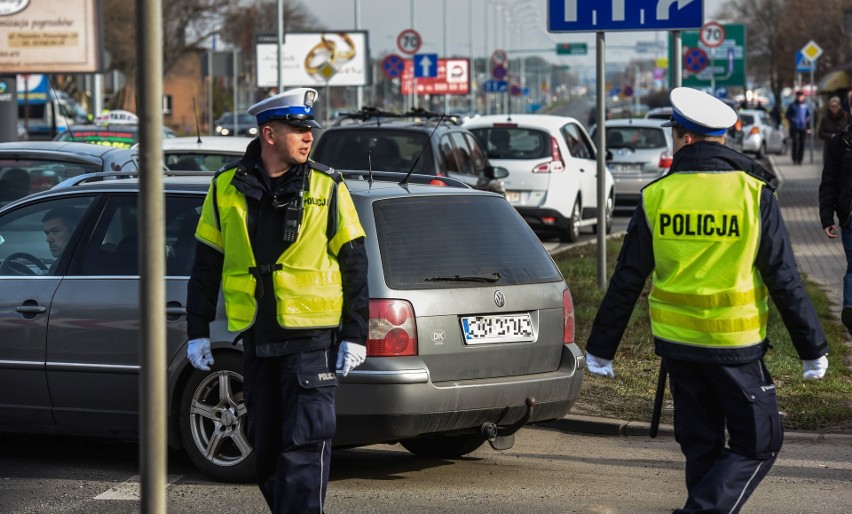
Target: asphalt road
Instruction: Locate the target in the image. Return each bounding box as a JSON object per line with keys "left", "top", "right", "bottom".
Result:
{"left": 2, "top": 425, "right": 850, "bottom": 513}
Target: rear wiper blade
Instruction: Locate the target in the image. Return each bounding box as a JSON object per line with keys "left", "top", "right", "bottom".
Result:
{"left": 425, "top": 273, "right": 501, "bottom": 283}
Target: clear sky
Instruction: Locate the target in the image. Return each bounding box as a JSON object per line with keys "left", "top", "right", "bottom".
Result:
{"left": 301, "top": 0, "right": 729, "bottom": 68}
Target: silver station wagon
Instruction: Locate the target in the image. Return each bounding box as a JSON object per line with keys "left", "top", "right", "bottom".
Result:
{"left": 0, "top": 170, "right": 585, "bottom": 482}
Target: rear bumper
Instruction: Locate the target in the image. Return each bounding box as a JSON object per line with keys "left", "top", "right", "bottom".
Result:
{"left": 333, "top": 343, "right": 585, "bottom": 447}
{"left": 514, "top": 206, "right": 570, "bottom": 232}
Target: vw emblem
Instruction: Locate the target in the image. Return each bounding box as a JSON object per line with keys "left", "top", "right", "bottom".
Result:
{"left": 431, "top": 330, "right": 446, "bottom": 344}
{"left": 494, "top": 290, "right": 505, "bottom": 307}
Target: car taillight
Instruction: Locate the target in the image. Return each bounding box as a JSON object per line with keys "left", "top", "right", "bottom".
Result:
{"left": 563, "top": 288, "right": 575, "bottom": 344}
{"left": 658, "top": 151, "right": 673, "bottom": 169}
{"left": 749, "top": 127, "right": 760, "bottom": 135}
{"left": 367, "top": 299, "right": 417, "bottom": 356}
{"left": 532, "top": 137, "right": 565, "bottom": 173}
{"left": 428, "top": 179, "right": 448, "bottom": 186}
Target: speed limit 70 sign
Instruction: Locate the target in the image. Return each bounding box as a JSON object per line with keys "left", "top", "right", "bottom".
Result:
{"left": 700, "top": 21, "right": 725, "bottom": 48}
{"left": 397, "top": 29, "right": 422, "bottom": 55}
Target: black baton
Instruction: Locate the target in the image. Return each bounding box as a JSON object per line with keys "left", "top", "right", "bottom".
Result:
{"left": 649, "top": 360, "right": 667, "bottom": 438}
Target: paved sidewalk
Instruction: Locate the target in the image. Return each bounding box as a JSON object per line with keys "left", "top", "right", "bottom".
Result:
{"left": 548, "top": 148, "right": 852, "bottom": 439}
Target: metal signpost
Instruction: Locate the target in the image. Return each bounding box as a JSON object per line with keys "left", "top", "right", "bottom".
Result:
{"left": 549, "top": 0, "right": 704, "bottom": 289}
{"left": 800, "top": 40, "right": 823, "bottom": 164}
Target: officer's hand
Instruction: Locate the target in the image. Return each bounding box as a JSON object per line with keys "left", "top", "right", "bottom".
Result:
{"left": 586, "top": 352, "right": 615, "bottom": 378}
{"left": 802, "top": 355, "right": 828, "bottom": 380}
{"left": 187, "top": 338, "right": 214, "bottom": 371}
{"left": 336, "top": 341, "right": 366, "bottom": 377}
{"left": 824, "top": 225, "right": 839, "bottom": 239}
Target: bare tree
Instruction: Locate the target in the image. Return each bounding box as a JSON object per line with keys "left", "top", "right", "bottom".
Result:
{"left": 218, "top": 0, "right": 321, "bottom": 63}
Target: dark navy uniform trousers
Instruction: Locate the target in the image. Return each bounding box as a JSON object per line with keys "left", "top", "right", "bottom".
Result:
{"left": 243, "top": 347, "right": 338, "bottom": 514}
{"left": 666, "top": 357, "right": 783, "bottom": 514}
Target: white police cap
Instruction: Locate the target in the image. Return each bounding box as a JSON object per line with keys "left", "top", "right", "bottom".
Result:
{"left": 661, "top": 87, "right": 737, "bottom": 136}
{"left": 248, "top": 87, "right": 321, "bottom": 128}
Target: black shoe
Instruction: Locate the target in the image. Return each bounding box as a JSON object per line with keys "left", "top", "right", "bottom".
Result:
{"left": 842, "top": 306, "right": 852, "bottom": 335}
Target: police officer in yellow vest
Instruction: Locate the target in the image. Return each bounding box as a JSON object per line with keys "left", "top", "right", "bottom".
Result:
{"left": 185, "top": 88, "right": 368, "bottom": 513}
{"left": 585, "top": 87, "right": 829, "bottom": 513}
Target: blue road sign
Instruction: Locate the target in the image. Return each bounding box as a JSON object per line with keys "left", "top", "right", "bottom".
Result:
{"left": 795, "top": 51, "right": 813, "bottom": 73}
{"left": 548, "top": 0, "right": 704, "bottom": 32}
{"left": 414, "top": 53, "right": 438, "bottom": 78}
{"left": 381, "top": 54, "right": 405, "bottom": 79}
{"left": 484, "top": 80, "right": 508, "bottom": 93}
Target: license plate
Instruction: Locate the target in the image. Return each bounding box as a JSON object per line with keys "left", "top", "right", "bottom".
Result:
{"left": 611, "top": 163, "right": 643, "bottom": 173}
{"left": 461, "top": 313, "right": 534, "bottom": 344}
{"left": 505, "top": 190, "right": 520, "bottom": 203}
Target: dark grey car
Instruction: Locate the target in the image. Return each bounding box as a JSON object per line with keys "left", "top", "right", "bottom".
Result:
{"left": 0, "top": 171, "right": 584, "bottom": 482}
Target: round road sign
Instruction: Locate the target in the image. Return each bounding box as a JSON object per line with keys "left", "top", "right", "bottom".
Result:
{"left": 491, "top": 49, "right": 508, "bottom": 66}
{"left": 397, "top": 29, "right": 422, "bottom": 55}
{"left": 700, "top": 21, "right": 725, "bottom": 48}
{"left": 684, "top": 47, "right": 709, "bottom": 73}
{"left": 381, "top": 54, "right": 405, "bottom": 79}
{"left": 491, "top": 64, "right": 507, "bottom": 80}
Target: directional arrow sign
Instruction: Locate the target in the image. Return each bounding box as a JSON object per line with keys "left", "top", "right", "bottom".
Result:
{"left": 548, "top": 0, "right": 704, "bottom": 32}
{"left": 414, "top": 53, "right": 438, "bottom": 78}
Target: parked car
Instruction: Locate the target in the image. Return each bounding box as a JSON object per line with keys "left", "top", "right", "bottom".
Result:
{"left": 214, "top": 112, "right": 258, "bottom": 137}
{"left": 739, "top": 108, "right": 786, "bottom": 158}
{"left": 54, "top": 124, "right": 177, "bottom": 149}
{"left": 0, "top": 141, "right": 140, "bottom": 207}
{"left": 134, "top": 136, "right": 253, "bottom": 171}
{"left": 311, "top": 108, "right": 508, "bottom": 196}
{"left": 590, "top": 118, "right": 673, "bottom": 209}
{"left": 464, "top": 114, "right": 615, "bottom": 242}
{"left": 644, "top": 106, "right": 673, "bottom": 121}
{"left": 0, "top": 170, "right": 585, "bottom": 483}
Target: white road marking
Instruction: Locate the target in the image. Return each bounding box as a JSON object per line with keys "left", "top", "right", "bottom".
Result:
{"left": 94, "top": 475, "right": 183, "bottom": 500}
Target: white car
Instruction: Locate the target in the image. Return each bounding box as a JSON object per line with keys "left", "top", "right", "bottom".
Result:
{"left": 739, "top": 109, "right": 786, "bottom": 158}
{"left": 464, "top": 114, "right": 615, "bottom": 242}
{"left": 135, "top": 136, "right": 254, "bottom": 172}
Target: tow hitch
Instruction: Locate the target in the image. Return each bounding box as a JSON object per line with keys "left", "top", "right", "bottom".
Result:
{"left": 480, "top": 397, "right": 536, "bottom": 451}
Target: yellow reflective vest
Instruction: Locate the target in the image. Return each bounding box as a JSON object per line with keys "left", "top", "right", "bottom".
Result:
{"left": 642, "top": 170, "right": 768, "bottom": 349}
{"left": 195, "top": 166, "right": 366, "bottom": 332}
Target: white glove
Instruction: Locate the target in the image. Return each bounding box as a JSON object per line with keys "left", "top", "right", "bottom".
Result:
{"left": 187, "top": 338, "right": 214, "bottom": 371}
{"left": 586, "top": 352, "right": 615, "bottom": 378}
{"left": 336, "top": 341, "right": 366, "bottom": 377}
{"left": 802, "top": 355, "right": 828, "bottom": 380}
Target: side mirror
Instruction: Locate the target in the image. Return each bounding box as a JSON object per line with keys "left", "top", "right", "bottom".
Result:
{"left": 485, "top": 165, "right": 509, "bottom": 180}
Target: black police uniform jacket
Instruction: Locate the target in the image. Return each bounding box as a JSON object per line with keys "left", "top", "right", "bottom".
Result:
{"left": 586, "top": 141, "right": 828, "bottom": 364}
{"left": 819, "top": 124, "right": 852, "bottom": 230}
{"left": 186, "top": 138, "right": 369, "bottom": 357}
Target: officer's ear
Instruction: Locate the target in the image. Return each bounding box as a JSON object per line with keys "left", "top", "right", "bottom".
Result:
{"left": 260, "top": 122, "right": 276, "bottom": 144}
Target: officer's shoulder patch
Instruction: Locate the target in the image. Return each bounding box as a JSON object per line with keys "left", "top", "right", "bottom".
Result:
{"left": 215, "top": 159, "right": 241, "bottom": 178}
{"left": 310, "top": 161, "right": 342, "bottom": 182}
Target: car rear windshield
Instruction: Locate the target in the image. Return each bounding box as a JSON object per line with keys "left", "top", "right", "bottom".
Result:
{"left": 0, "top": 160, "right": 97, "bottom": 206}
{"left": 605, "top": 127, "right": 667, "bottom": 149}
{"left": 739, "top": 114, "right": 755, "bottom": 126}
{"left": 313, "top": 130, "right": 434, "bottom": 173}
{"left": 468, "top": 127, "right": 551, "bottom": 160}
{"left": 373, "top": 195, "right": 563, "bottom": 289}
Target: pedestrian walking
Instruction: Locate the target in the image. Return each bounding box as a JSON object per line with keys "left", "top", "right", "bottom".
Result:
{"left": 817, "top": 96, "right": 850, "bottom": 160}
{"left": 818, "top": 108, "right": 852, "bottom": 334}
{"left": 585, "top": 87, "right": 829, "bottom": 514}
{"left": 786, "top": 90, "right": 811, "bottom": 164}
{"left": 185, "top": 87, "right": 369, "bottom": 513}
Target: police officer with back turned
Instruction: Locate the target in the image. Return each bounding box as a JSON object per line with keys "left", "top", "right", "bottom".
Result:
{"left": 585, "top": 87, "right": 829, "bottom": 513}
{"left": 185, "top": 87, "right": 369, "bottom": 513}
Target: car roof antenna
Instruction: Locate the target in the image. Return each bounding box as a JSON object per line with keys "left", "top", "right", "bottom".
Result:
{"left": 399, "top": 113, "right": 445, "bottom": 187}
{"left": 192, "top": 97, "right": 202, "bottom": 143}
{"left": 367, "top": 149, "right": 374, "bottom": 187}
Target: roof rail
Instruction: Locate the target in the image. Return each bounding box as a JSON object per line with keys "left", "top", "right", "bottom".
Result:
{"left": 53, "top": 170, "right": 213, "bottom": 189}
{"left": 339, "top": 170, "right": 471, "bottom": 189}
{"left": 332, "top": 107, "right": 461, "bottom": 127}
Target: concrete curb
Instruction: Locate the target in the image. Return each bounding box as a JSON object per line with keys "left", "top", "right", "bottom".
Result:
{"left": 535, "top": 415, "right": 852, "bottom": 443}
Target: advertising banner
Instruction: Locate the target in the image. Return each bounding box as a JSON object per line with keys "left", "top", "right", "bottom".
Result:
{"left": 256, "top": 32, "right": 369, "bottom": 88}
{"left": 0, "top": 0, "right": 103, "bottom": 73}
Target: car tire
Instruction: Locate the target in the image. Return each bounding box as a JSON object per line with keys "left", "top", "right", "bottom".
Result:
{"left": 179, "top": 353, "right": 255, "bottom": 483}
{"left": 400, "top": 434, "right": 485, "bottom": 458}
{"left": 756, "top": 142, "right": 765, "bottom": 159}
{"left": 591, "top": 192, "right": 614, "bottom": 235}
{"left": 558, "top": 197, "right": 582, "bottom": 243}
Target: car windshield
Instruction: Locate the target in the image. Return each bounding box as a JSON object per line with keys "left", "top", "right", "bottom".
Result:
{"left": 605, "top": 127, "right": 667, "bottom": 149}
{"left": 165, "top": 152, "right": 232, "bottom": 172}
{"left": 220, "top": 113, "right": 254, "bottom": 124}
{"left": 312, "top": 130, "right": 434, "bottom": 173}
{"left": 374, "top": 195, "right": 562, "bottom": 289}
{"left": 468, "top": 127, "right": 550, "bottom": 160}
{"left": 0, "top": 160, "right": 97, "bottom": 206}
